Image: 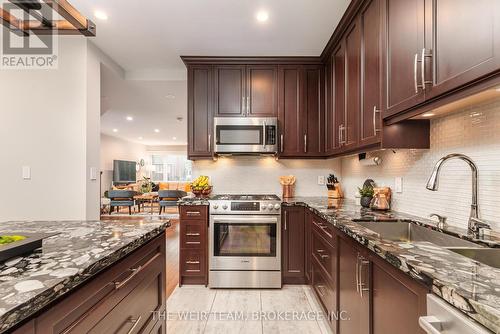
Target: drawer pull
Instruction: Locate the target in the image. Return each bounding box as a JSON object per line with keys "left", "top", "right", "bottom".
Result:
{"left": 186, "top": 269, "right": 201, "bottom": 272}
{"left": 115, "top": 253, "right": 160, "bottom": 290}
{"left": 186, "top": 233, "right": 201, "bottom": 236}
{"left": 126, "top": 315, "right": 142, "bottom": 334}
{"left": 320, "top": 254, "right": 330, "bottom": 259}
{"left": 186, "top": 211, "right": 201, "bottom": 216}
{"left": 186, "top": 261, "right": 200, "bottom": 264}
{"left": 186, "top": 241, "right": 201, "bottom": 245}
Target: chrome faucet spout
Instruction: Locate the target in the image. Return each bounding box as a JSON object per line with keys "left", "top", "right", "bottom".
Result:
{"left": 426, "top": 153, "right": 484, "bottom": 235}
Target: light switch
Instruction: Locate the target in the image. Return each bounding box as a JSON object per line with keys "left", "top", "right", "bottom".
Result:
{"left": 22, "top": 166, "right": 31, "bottom": 180}
{"left": 395, "top": 177, "right": 403, "bottom": 193}
{"left": 90, "top": 167, "right": 97, "bottom": 181}
{"left": 318, "top": 175, "right": 325, "bottom": 185}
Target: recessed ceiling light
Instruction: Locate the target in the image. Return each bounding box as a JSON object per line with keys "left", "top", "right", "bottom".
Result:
{"left": 256, "top": 10, "right": 269, "bottom": 23}
{"left": 94, "top": 10, "right": 108, "bottom": 20}
{"left": 126, "top": 116, "right": 133, "bottom": 121}
{"left": 138, "top": 136, "right": 143, "bottom": 140}
{"left": 172, "top": 137, "right": 177, "bottom": 140}
{"left": 422, "top": 113, "right": 435, "bottom": 118}
{"left": 165, "top": 94, "right": 176, "bottom": 99}
{"left": 154, "top": 129, "right": 160, "bottom": 133}
{"left": 112, "top": 128, "right": 118, "bottom": 133}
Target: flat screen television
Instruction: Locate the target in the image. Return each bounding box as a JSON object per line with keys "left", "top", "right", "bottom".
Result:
{"left": 113, "top": 160, "right": 137, "bottom": 184}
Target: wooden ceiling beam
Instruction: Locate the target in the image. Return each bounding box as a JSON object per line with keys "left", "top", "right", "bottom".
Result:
{"left": 0, "top": 8, "right": 28, "bottom": 36}
{"left": 42, "top": 0, "right": 87, "bottom": 30}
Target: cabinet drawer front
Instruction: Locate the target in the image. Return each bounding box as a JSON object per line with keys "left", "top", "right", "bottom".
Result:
{"left": 36, "top": 235, "right": 166, "bottom": 334}
{"left": 181, "top": 249, "right": 206, "bottom": 276}
{"left": 180, "top": 221, "right": 206, "bottom": 249}
{"left": 311, "top": 216, "right": 335, "bottom": 245}
{"left": 180, "top": 206, "right": 208, "bottom": 219}
{"left": 312, "top": 229, "right": 335, "bottom": 280}
{"left": 88, "top": 254, "right": 165, "bottom": 334}
{"left": 312, "top": 257, "right": 335, "bottom": 316}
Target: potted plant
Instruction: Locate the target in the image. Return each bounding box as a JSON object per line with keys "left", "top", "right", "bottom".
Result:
{"left": 141, "top": 176, "right": 153, "bottom": 194}
{"left": 358, "top": 186, "right": 374, "bottom": 208}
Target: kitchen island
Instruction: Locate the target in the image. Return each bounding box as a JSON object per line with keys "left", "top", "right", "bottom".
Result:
{"left": 0, "top": 219, "right": 169, "bottom": 333}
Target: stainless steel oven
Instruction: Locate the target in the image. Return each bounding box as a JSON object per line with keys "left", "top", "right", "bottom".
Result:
{"left": 213, "top": 117, "right": 278, "bottom": 154}
{"left": 208, "top": 195, "right": 282, "bottom": 288}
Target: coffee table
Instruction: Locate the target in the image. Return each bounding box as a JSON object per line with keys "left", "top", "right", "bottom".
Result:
{"left": 134, "top": 193, "right": 159, "bottom": 214}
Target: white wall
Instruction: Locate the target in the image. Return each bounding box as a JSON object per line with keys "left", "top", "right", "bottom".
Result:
{"left": 193, "top": 158, "right": 341, "bottom": 197}
{"left": 0, "top": 37, "right": 98, "bottom": 221}
{"left": 100, "top": 134, "right": 148, "bottom": 194}
{"left": 340, "top": 98, "right": 500, "bottom": 231}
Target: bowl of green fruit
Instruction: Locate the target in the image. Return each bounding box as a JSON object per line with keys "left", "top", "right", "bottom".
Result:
{"left": 0, "top": 235, "right": 27, "bottom": 245}
{"left": 0, "top": 233, "right": 56, "bottom": 263}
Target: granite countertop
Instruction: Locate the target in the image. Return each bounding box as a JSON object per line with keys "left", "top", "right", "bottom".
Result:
{"left": 0, "top": 219, "right": 169, "bottom": 333}
{"left": 284, "top": 197, "right": 500, "bottom": 333}
{"left": 178, "top": 196, "right": 210, "bottom": 206}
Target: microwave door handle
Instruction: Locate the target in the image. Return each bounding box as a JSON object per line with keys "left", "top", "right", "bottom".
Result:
{"left": 263, "top": 122, "right": 267, "bottom": 148}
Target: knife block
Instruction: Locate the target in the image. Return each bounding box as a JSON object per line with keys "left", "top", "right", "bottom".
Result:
{"left": 327, "top": 183, "right": 343, "bottom": 199}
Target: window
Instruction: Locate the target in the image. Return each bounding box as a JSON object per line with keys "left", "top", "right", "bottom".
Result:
{"left": 150, "top": 153, "right": 192, "bottom": 182}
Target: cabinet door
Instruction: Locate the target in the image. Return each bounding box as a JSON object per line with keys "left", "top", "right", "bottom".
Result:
{"left": 303, "top": 65, "right": 324, "bottom": 156}
{"left": 338, "top": 238, "right": 369, "bottom": 334}
{"left": 214, "top": 65, "right": 246, "bottom": 116}
{"left": 344, "top": 21, "right": 361, "bottom": 151}
{"left": 246, "top": 65, "right": 278, "bottom": 117}
{"left": 359, "top": 0, "right": 382, "bottom": 147}
{"left": 282, "top": 206, "right": 306, "bottom": 284}
{"left": 325, "top": 54, "right": 337, "bottom": 155}
{"left": 188, "top": 66, "right": 213, "bottom": 159}
{"left": 426, "top": 0, "right": 500, "bottom": 99}
{"left": 333, "top": 44, "right": 346, "bottom": 152}
{"left": 278, "top": 66, "right": 304, "bottom": 157}
{"left": 384, "top": 0, "right": 426, "bottom": 117}
{"left": 372, "top": 260, "right": 428, "bottom": 334}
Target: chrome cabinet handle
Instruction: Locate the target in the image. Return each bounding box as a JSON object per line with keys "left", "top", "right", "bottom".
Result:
{"left": 421, "top": 48, "right": 433, "bottom": 89}
{"left": 339, "top": 125, "right": 346, "bottom": 145}
{"left": 304, "top": 134, "right": 307, "bottom": 153}
{"left": 280, "top": 134, "right": 284, "bottom": 153}
{"left": 355, "top": 254, "right": 360, "bottom": 293}
{"left": 357, "top": 254, "right": 370, "bottom": 298}
{"left": 414, "top": 53, "right": 423, "bottom": 93}
{"left": 126, "top": 315, "right": 142, "bottom": 334}
{"left": 185, "top": 233, "right": 200, "bottom": 236}
{"left": 242, "top": 97, "right": 246, "bottom": 115}
{"left": 247, "top": 96, "right": 250, "bottom": 115}
{"left": 373, "top": 106, "right": 381, "bottom": 135}
{"left": 186, "top": 260, "right": 200, "bottom": 264}
{"left": 208, "top": 134, "right": 212, "bottom": 152}
{"left": 186, "top": 241, "right": 201, "bottom": 245}
{"left": 284, "top": 210, "right": 287, "bottom": 230}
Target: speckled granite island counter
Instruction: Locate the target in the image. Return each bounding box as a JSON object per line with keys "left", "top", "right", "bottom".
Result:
{"left": 284, "top": 197, "right": 500, "bottom": 333}
{"left": 0, "top": 219, "right": 169, "bottom": 333}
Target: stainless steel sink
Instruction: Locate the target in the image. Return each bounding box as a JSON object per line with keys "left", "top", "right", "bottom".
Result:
{"left": 356, "top": 222, "right": 478, "bottom": 248}
{"left": 446, "top": 248, "right": 500, "bottom": 269}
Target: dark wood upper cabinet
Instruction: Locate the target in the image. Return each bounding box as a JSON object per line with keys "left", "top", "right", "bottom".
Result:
{"left": 187, "top": 65, "right": 213, "bottom": 159}
{"left": 282, "top": 206, "right": 306, "bottom": 284}
{"left": 278, "top": 66, "right": 303, "bottom": 156}
{"left": 214, "top": 65, "right": 246, "bottom": 116}
{"left": 383, "top": 0, "right": 426, "bottom": 117}
{"left": 359, "top": 0, "right": 382, "bottom": 147}
{"left": 344, "top": 21, "right": 362, "bottom": 151}
{"left": 333, "top": 44, "right": 346, "bottom": 154}
{"left": 303, "top": 65, "right": 324, "bottom": 156}
{"left": 425, "top": 0, "right": 500, "bottom": 99}
{"left": 278, "top": 64, "right": 324, "bottom": 157}
{"left": 246, "top": 65, "right": 278, "bottom": 117}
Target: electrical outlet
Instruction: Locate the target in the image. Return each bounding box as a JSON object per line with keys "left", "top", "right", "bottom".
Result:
{"left": 395, "top": 177, "right": 403, "bottom": 193}
{"left": 318, "top": 175, "right": 325, "bottom": 185}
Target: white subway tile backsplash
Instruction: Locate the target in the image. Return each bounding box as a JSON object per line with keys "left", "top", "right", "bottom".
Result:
{"left": 341, "top": 99, "right": 500, "bottom": 231}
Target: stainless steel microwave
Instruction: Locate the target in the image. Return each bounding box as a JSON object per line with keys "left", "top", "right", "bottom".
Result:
{"left": 213, "top": 117, "right": 278, "bottom": 154}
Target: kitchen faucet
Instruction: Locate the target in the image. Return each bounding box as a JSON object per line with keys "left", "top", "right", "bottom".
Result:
{"left": 426, "top": 153, "right": 490, "bottom": 237}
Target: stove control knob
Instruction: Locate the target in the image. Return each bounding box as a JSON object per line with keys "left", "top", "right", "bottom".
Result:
{"left": 267, "top": 204, "right": 274, "bottom": 209}
{"left": 274, "top": 204, "right": 281, "bottom": 210}
{"left": 222, "top": 204, "right": 228, "bottom": 210}
{"left": 213, "top": 204, "right": 219, "bottom": 210}
{"left": 262, "top": 206, "right": 267, "bottom": 210}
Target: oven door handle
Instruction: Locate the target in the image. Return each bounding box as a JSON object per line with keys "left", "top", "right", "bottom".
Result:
{"left": 213, "top": 217, "right": 279, "bottom": 224}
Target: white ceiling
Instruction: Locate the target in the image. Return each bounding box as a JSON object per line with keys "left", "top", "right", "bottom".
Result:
{"left": 73, "top": 0, "right": 351, "bottom": 145}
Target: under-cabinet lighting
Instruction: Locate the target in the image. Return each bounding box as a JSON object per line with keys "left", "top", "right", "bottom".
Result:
{"left": 422, "top": 113, "right": 435, "bottom": 117}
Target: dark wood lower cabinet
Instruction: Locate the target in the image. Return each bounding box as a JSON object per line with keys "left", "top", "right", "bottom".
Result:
{"left": 179, "top": 206, "right": 208, "bottom": 286}
{"left": 13, "top": 233, "right": 166, "bottom": 334}
{"left": 282, "top": 206, "right": 306, "bottom": 284}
